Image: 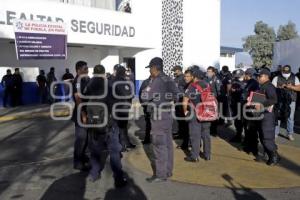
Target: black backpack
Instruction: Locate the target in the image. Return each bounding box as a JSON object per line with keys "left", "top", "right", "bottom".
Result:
{"left": 86, "top": 99, "right": 110, "bottom": 134}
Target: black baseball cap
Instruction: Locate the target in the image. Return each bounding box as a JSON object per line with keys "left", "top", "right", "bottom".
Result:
{"left": 259, "top": 68, "right": 271, "bottom": 77}
{"left": 282, "top": 65, "right": 291, "bottom": 73}
{"left": 145, "top": 57, "right": 163, "bottom": 70}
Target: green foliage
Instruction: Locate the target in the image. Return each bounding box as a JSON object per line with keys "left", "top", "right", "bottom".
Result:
{"left": 277, "top": 21, "right": 299, "bottom": 41}
{"left": 243, "top": 21, "right": 276, "bottom": 68}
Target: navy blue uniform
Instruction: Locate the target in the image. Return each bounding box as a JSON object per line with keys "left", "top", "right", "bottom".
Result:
{"left": 243, "top": 78, "right": 260, "bottom": 155}
{"left": 139, "top": 77, "right": 152, "bottom": 143}
{"left": 141, "top": 73, "right": 179, "bottom": 179}
{"left": 84, "top": 76, "right": 125, "bottom": 182}
{"left": 1, "top": 74, "right": 14, "bottom": 107}
{"left": 230, "top": 79, "right": 246, "bottom": 141}
{"left": 71, "top": 75, "right": 90, "bottom": 169}
{"left": 174, "top": 73, "right": 189, "bottom": 148}
{"left": 257, "top": 81, "right": 278, "bottom": 156}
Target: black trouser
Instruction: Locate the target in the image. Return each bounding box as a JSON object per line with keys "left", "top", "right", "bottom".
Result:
{"left": 38, "top": 86, "right": 48, "bottom": 104}
{"left": 244, "top": 120, "right": 260, "bottom": 155}
{"left": 12, "top": 88, "right": 22, "bottom": 106}
{"left": 231, "top": 102, "right": 244, "bottom": 138}
{"left": 74, "top": 124, "right": 89, "bottom": 168}
{"left": 3, "top": 88, "right": 12, "bottom": 107}
{"left": 175, "top": 104, "right": 189, "bottom": 148}
{"left": 117, "top": 119, "right": 131, "bottom": 149}
{"left": 143, "top": 105, "right": 151, "bottom": 142}
{"left": 88, "top": 123, "right": 124, "bottom": 180}
{"left": 258, "top": 112, "right": 277, "bottom": 155}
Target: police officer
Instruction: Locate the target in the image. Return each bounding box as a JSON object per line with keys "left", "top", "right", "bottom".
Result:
{"left": 219, "top": 66, "right": 233, "bottom": 126}
{"left": 242, "top": 68, "right": 260, "bottom": 155}
{"left": 183, "top": 67, "right": 211, "bottom": 162}
{"left": 141, "top": 57, "right": 179, "bottom": 182}
{"left": 139, "top": 76, "right": 152, "bottom": 144}
{"left": 12, "top": 68, "right": 23, "bottom": 107}
{"left": 272, "top": 65, "right": 299, "bottom": 141}
{"left": 172, "top": 65, "right": 189, "bottom": 150}
{"left": 112, "top": 65, "right": 136, "bottom": 151}
{"left": 47, "top": 67, "right": 57, "bottom": 103}
{"left": 230, "top": 69, "right": 246, "bottom": 143}
{"left": 1, "top": 69, "right": 13, "bottom": 107}
{"left": 36, "top": 70, "right": 48, "bottom": 104}
{"left": 206, "top": 66, "right": 222, "bottom": 136}
{"left": 256, "top": 68, "right": 280, "bottom": 166}
{"left": 71, "top": 61, "right": 90, "bottom": 171}
{"left": 84, "top": 65, "right": 127, "bottom": 187}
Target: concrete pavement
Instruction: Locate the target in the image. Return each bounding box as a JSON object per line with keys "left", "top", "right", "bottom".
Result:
{"left": 0, "top": 106, "right": 299, "bottom": 200}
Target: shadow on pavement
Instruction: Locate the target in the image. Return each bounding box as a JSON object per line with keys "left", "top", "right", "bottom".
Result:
{"left": 222, "top": 173, "right": 266, "bottom": 200}
{"left": 104, "top": 175, "right": 147, "bottom": 200}
{"left": 40, "top": 172, "right": 88, "bottom": 200}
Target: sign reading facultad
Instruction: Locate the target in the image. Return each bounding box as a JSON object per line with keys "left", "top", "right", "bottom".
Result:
{"left": 14, "top": 20, "right": 67, "bottom": 60}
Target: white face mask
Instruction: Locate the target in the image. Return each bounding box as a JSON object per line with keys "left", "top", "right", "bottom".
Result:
{"left": 282, "top": 73, "right": 291, "bottom": 79}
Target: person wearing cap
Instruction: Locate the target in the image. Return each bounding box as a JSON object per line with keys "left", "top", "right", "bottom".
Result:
{"left": 83, "top": 64, "right": 128, "bottom": 187}
{"left": 141, "top": 57, "right": 179, "bottom": 183}
{"left": 219, "top": 66, "right": 233, "bottom": 126}
{"left": 206, "top": 66, "right": 222, "bottom": 136}
{"left": 242, "top": 68, "right": 261, "bottom": 155}
{"left": 182, "top": 67, "right": 211, "bottom": 162}
{"left": 112, "top": 65, "right": 136, "bottom": 151}
{"left": 272, "top": 65, "right": 299, "bottom": 141}
{"left": 230, "top": 69, "right": 246, "bottom": 143}
{"left": 255, "top": 68, "right": 280, "bottom": 166}
{"left": 172, "top": 65, "right": 189, "bottom": 149}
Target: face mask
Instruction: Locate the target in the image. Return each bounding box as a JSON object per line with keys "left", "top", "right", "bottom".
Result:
{"left": 239, "top": 77, "right": 244, "bottom": 82}
{"left": 282, "top": 73, "right": 291, "bottom": 79}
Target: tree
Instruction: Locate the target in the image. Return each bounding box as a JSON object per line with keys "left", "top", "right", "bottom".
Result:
{"left": 277, "top": 21, "right": 299, "bottom": 41}
{"left": 243, "top": 21, "right": 276, "bottom": 68}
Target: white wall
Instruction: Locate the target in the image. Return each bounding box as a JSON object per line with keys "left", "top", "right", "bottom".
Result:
{"left": 220, "top": 55, "right": 236, "bottom": 72}
{"left": 182, "top": 0, "right": 220, "bottom": 69}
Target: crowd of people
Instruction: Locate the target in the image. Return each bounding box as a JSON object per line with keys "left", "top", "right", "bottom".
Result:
{"left": 2, "top": 58, "right": 298, "bottom": 186}
{"left": 1, "top": 67, "right": 74, "bottom": 107}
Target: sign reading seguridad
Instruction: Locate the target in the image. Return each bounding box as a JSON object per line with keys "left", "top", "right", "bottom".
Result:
{"left": 14, "top": 20, "right": 67, "bottom": 60}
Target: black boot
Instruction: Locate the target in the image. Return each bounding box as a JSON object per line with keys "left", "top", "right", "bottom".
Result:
{"left": 267, "top": 151, "right": 280, "bottom": 166}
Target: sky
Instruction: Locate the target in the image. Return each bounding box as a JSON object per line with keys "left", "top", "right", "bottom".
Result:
{"left": 221, "top": 0, "right": 300, "bottom": 48}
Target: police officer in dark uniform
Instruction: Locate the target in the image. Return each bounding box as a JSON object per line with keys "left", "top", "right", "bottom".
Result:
{"left": 183, "top": 67, "right": 211, "bottom": 162}
{"left": 84, "top": 65, "right": 127, "bottom": 187}
{"left": 36, "top": 70, "right": 48, "bottom": 104}
{"left": 141, "top": 57, "right": 179, "bottom": 183}
{"left": 71, "top": 61, "right": 90, "bottom": 171}
{"left": 12, "top": 68, "right": 23, "bottom": 107}
{"left": 172, "top": 65, "right": 189, "bottom": 150}
{"left": 139, "top": 76, "right": 152, "bottom": 144}
{"left": 1, "top": 69, "right": 13, "bottom": 107}
{"left": 206, "top": 66, "right": 222, "bottom": 136}
{"left": 230, "top": 69, "right": 246, "bottom": 143}
{"left": 256, "top": 68, "right": 280, "bottom": 166}
{"left": 242, "top": 68, "right": 260, "bottom": 155}
{"left": 112, "top": 65, "right": 136, "bottom": 151}
{"left": 219, "top": 66, "right": 232, "bottom": 126}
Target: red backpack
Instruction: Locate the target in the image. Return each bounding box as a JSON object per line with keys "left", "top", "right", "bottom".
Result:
{"left": 190, "top": 81, "right": 218, "bottom": 121}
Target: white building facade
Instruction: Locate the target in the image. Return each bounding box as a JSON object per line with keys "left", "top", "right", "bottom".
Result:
{"left": 0, "top": 0, "right": 220, "bottom": 105}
